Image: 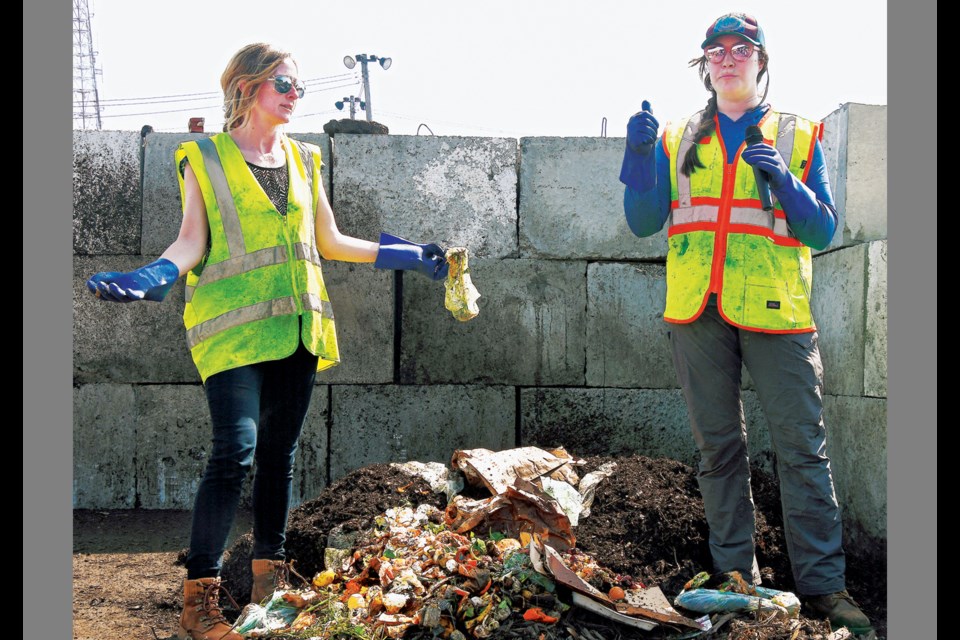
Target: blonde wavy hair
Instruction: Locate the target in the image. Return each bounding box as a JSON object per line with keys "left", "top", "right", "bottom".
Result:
{"left": 221, "top": 43, "right": 296, "bottom": 131}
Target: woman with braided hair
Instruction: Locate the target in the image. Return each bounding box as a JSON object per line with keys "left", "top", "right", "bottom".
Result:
{"left": 619, "top": 12, "right": 873, "bottom": 637}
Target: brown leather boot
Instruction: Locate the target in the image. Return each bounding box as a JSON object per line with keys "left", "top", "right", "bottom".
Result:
{"left": 177, "top": 577, "right": 243, "bottom": 640}
{"left": 250, "top": 559, "right": 292, "bottom": 605}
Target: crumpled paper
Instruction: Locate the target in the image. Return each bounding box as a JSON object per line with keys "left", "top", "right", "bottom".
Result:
{"left": 444, "top": 247, "right": 480, "bottom": 321}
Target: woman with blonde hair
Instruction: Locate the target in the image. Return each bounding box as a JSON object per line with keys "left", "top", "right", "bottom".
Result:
{"left": 87, "top": 42, "right": 448, "bottom": 639}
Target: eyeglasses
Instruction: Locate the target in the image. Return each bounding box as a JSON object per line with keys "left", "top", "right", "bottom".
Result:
{"left": 268, "top": 75, "right": 306, "bottom": 99}
{"left": 703, "top": 42, "right": 755, "bottom": 63}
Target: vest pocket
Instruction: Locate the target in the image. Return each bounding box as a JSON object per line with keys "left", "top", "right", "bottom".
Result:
{"left": 742, "top": 277, "right": 797, "bottom": 328}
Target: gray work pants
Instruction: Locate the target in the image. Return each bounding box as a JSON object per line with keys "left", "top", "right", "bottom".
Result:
{"left": 668, "top": 297, "right": 845, "bottom": 595}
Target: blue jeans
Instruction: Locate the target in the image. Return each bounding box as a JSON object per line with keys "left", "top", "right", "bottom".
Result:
{"left": 185, "top": 340, "right": 319, "bottom": 579}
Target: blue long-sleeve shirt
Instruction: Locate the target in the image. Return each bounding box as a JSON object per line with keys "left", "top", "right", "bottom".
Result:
{"left": 622, "top": 104, "right": 838, "bottom": 250}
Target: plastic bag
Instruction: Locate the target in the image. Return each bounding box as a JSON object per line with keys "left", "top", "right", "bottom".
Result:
{"left": 444, "top": 247, "right": 480, "bottom": 321}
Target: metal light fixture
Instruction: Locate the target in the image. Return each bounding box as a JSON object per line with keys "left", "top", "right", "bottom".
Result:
{"left": 342, "top": 53, "right": 391, "bottom": 122}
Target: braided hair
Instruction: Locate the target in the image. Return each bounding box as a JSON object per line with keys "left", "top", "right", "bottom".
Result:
{"left": 680, "top": 47, "right": 770, "bottom": 177}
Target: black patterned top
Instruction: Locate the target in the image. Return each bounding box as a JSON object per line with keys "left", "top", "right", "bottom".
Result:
{"left": 179, "top": 157, "right": 289, "bottom": 216}
{"left": 246, "top": 162, "right": 289, "bottom": 216}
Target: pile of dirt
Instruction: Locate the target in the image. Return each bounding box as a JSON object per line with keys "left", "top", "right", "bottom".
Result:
{"left": 217, "top": 455, "right": 886, "bottom": 639}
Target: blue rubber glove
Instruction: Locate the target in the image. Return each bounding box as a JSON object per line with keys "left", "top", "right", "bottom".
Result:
{"left": 86, "top": 258, "right": 180, "bottom": 303}
{"left": 374, "top": 233, "right": 450, "bottom": 281}
{"left": 740, "top": 142, "right": 791, "bottom": 190}
{"left": 619, "top": 100, "right": 659, "bottom": 192}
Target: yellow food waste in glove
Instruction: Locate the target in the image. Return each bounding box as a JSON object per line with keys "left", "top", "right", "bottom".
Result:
{"left": 444, "top": 247, "right": 480, "bottom": 321}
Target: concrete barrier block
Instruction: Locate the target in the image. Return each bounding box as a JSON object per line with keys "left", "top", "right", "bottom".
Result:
{"left": 864, "top": 241, "right": 888, "bottom": 398}
{"left": 73, "top": 130, "right": 142, "bottom": 255}
{"left": 331, "top": 135, "right": 518, "bottom": 258}
{"left": 400, "top": 259, "right": 587, "bottom": 385}
{"left": 519, "top": 137, "right": 667, "bottom": 259}
{"left": 133, "top": 385, "right": 210, "bottom": 509}
{"left": 330, "top": 385, "right": 515, "bottom": 481}
{"left": 294, "top": 387, "right": 330, "bottom": 504}
{"left": 134, "top": 385, "right": 329, "bottom": 509}
{"left": 73, "top": 384, "right": 138, "bottom": 508}
{"left": 821, "top": 104, "right": 887, "bottom": 251}
{"left": 823, "top": 395, "right": 887, "bottom": 543}
{"left": 586, "top": 263, "right": 674, "bottom": 388}
{"left": 141, "top": 132, "right": 208, "bottom": 255}
{"left": 520, "top": 388, "right": 771, "bottom": 470}
{"left": 812, "top": 245, "right": 866, "bottom": 396}
{"left": 317, "top": 262, "right": 394, "bottom": 384}
{"left": 73, "top": 256, "right": 197, "bottom": 383}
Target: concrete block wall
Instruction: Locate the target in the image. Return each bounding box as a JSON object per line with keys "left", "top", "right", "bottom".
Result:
{"left": 72, "top": 103, "right": 886, "bottom": 549}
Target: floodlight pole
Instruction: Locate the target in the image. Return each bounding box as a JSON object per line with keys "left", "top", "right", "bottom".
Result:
{"left": 344, "top": 54, "right": 391, "bottom": 122}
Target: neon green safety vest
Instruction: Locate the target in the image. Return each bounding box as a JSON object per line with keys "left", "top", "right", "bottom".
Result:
{"left": 662, "top": 109, "right": 822, "bottom": 333}
{"left": 175, "top": 133, "right": 340, "bottom": 382}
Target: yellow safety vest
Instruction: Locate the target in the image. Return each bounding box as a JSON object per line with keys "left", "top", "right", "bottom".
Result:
{"left": 175, "top": 133, "right": 340, "bottom": 382}
{"left": 662, "top": 109, "right": 821, "bottom": 333}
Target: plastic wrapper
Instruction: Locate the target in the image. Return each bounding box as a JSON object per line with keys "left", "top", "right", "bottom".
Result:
{"left": 444, "top": 247, "right": 480, "bottom": 321}
{"left": 674, "top": 588, "right": 788, "bottom": 617}
{"left": 233, "top": 591, "right": 304, "bottom": 636}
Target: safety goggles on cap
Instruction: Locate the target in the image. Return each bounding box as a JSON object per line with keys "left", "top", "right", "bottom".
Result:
{"left": 701, "top": 12, "right": 765, "bottom": 49}
{"left": 268, "top": 75, "right": 305, "bottom": 99}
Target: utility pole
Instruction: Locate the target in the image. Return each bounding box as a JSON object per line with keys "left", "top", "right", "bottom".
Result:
{"left": 342, "top": 54, "right": 391, "bottom": 122}
{"left": 72, "top": 0, "right": 102, "bottom": 130}
{"left": 335, "top": 96, "right": 365, "bottom": 120}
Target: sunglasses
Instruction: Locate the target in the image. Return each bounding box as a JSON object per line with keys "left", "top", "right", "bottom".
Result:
{"left": 268, "top": 75, "right": 306, "bottom": 99}
{"left": 703, "top": 42, "right": 755, "bottom": 63}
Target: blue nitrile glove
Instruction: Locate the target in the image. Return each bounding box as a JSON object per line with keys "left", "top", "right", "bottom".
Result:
{"left": 740, "top": 142, "right": 791, "bottom": 190}
{"left": 86, "top": 258, "right": 180, "bottom": 303}
{"left": 374, "top": 233, "right": 449, "bottom": 281}
{"left": 620, "top": 100, "right": 659, "bottom": 192}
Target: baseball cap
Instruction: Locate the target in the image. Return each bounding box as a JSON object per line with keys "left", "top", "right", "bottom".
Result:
{"left": 701, "top": 13, "right": 765, "bottom": 49}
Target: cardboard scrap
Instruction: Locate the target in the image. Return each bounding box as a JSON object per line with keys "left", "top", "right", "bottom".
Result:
{"left": 451, "top": 447, "right": 582, "bottom": 496}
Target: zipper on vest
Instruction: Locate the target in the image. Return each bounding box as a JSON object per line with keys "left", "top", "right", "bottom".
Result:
{"left": 709, "top": 162, "right": 737, "bottom": 295}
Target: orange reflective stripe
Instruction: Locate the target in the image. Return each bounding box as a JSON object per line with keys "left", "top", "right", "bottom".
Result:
{"left": 667, "top": 221, "right": 718, "bottom": 236}
{"left": 726, "top": 224, "right": 804, "bottom": 247}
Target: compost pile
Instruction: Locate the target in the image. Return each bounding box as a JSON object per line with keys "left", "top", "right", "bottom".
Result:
{"left": 218, "top": 452, "right": 886, "bottom": 640}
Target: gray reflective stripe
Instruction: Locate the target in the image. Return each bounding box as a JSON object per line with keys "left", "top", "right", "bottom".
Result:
{"left": 186, "top": 297, "right": 298, "bottom": 350}
{"left": 674, "top": 117, "right": 700, "bottom": 210}
{"left": 293, "top": 242, "right": 323, "bottom": 267}
{"left": 773, "top": 115, "right": 797, "bottom": 216}
{"left": 293, "top": 140, "right": 315, "bottom": 208}
{"left": 301, "top": 292, "right": 336, "bottom": 320}
{"left": 775, "top": 115, "right": 797, "bottom": 169}
{"left": 194, "top": 246, "right": 288, "bottom": 285}
{"left": 729, "top": 207, "right": 773, "bottom": 228}
{"left": 672, "top": 205, "right": 720, "bottom": 225}
{"left": 191, "top": 244, "right": 322, "bottom": 289}
{"left": 197, "top": 138, "right": 246, "bottom": 258}
{"left": 729, "top": 207, "right": 792, "bottom": 238}
{"left": 673, "top": 206, "right": 792, "bottom": 238}
{"left": 773, "top": 217, "right": 792, "bottom": 237}
{"left": 185, "top": 284, "right": 194, "bottom": 303}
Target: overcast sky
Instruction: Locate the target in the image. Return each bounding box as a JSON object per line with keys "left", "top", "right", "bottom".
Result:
{"left": 81, "top": 0, "right": 886, "bottom": 137}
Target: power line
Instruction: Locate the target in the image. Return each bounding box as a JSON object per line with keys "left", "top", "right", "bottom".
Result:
{"left": 97, "top": 82, "right": 362, "bottom": 119}
{"left": 92, "top": 73, "right": 359, "bottom": 106}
